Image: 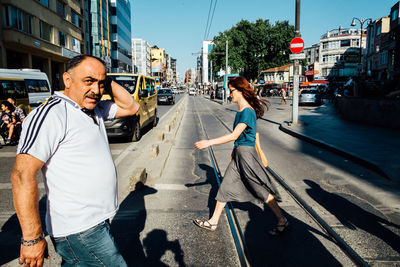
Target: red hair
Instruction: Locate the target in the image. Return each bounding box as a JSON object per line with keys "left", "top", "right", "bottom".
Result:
{"left": 228, "top": 76, "right": 269, "bottom": 118}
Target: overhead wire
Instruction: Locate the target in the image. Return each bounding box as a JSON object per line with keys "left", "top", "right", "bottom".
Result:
{"left": 205, "top": 0, "right": 218, "bottom": 40}
{"left": 204, "top": 0, "right": 214, "bottom": 40}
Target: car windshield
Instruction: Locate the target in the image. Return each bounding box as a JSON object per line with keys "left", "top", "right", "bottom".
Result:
{"left": 158, "top": 89, "right": 171, "bottom": 94}
{"left": 110, "top": 76, "right": 138, "bottom": 94}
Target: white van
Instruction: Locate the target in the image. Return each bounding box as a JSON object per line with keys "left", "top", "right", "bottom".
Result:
{"left": 0, "top": 69, "right": 52, "bottom": 108}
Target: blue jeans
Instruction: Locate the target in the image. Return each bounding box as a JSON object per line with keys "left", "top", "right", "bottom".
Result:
{"left": 52, "top": 220, "right": 127, "bottom": 267}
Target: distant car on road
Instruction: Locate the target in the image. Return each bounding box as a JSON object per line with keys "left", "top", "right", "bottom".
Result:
{"left": 299, "top": 88, "right": 322, "bottom": 106}
{"left": 189, "top": 88, "right": 196, "bottom": 96}
{"left": 157, "top": 88, "right": 175, "bottom": 105}
{"left": 171, "top": 87, "right": 179, "bottom": 94}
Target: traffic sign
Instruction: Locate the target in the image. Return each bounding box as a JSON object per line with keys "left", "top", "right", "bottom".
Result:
{"left": 289, "top": 53, "right": 305, "bottom": 60}
{"left": 290, "top": 37, "right": 305, "bottom": 54}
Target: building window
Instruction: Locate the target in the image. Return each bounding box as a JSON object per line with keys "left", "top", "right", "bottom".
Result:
{"left": 392, "top": 9, "right": 398, "bottom": 21}
{"left": 59, "top": 31, "right": 66, "bottom": 47}
{"left": 40, "top": 21, "right": 52, "bottom": 42}
{"left": 376, "top": 25, "right": 381, "bottom": 36}
{"left": 111, "top": 7, "right": 116, "bottom": 16}
{"left": 380, "top": 51, "right": 388, "bottom": 65}
{"left": 71, "top": 38, "right": 81, "bottom": 53}
{"left": 56, "top": 0, "right": 66, "bottom": 18}
{"left": 71, "top": 10, "right": 79, "bottom": 27}
{"left": 340, "top": 40, "right": 350, "bottom": 47}
{"left": 4, "top": 5, "right": 32, "bottom": 35}
{"left": 111, "top": 25, "right": 117, "bottom": 33}
{"left": 37, "top": 0, "right": 50, "bottom": 8}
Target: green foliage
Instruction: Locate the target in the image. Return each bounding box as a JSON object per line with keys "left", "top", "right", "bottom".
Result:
{"left": 209, "top": 19, "right": 295, "bottom": 80}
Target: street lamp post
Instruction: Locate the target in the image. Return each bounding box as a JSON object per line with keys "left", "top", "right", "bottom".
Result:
{"left": 351, "top": 17, "right": 372, "bottom": 73}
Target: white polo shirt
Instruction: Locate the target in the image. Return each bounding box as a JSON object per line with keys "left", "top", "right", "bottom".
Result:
{"left": 17, "top": 92, "right": 118, "bottom": 237}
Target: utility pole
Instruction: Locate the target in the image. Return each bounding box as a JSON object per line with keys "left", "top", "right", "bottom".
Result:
{"left": 210, "top": 60, "right": 213, "bottom": 90}
{"left": 223, "top": 40, "right": 229, "bottom": 103}
{"left": 291, "top": 0, "right": 301, "bottom": 124}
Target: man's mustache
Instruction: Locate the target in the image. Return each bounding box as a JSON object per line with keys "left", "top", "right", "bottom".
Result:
{"left": 85, "top": 92, "right": 101, "bottom": 100}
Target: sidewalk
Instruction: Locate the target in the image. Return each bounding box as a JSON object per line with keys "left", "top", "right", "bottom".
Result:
{"left": 279, "top": 102, "right": 400, "bottom": 184}
{"left": 206, "top": 94, "right": 400, "bottom": 185}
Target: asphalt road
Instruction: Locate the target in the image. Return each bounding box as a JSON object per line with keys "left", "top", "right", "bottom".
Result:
{"left": 0, "top": 93, "right": 399, "bottom": 266}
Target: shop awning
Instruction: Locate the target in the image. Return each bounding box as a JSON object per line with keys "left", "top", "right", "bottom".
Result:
{"left": 300, "top": 80, "right": 329, "bottom": 87}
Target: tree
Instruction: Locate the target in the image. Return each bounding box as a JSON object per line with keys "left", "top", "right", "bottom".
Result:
{"left": 209, "top": 19, "right": 295, "bottom": 81}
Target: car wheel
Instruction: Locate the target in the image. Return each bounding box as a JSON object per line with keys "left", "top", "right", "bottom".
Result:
{"left": 131, "top": 118, "right": 141, "bottom": 142}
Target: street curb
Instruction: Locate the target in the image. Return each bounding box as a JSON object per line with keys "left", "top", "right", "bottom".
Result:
{"left": 126, "top": 95, "right": 187, "bottom": 188}
{"left": 279, "top": 123, "right": 391, "bottom": 180}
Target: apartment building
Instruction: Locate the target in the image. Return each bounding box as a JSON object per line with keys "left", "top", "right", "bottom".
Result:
{"left": 366, "top": 17, "right": 390, "bottom": 79}
{"left": 260, "top": 63, "right": 302, "bottom": 87}
{"left": 85, "top": 0, "right": 112, "bottom": 68}
{"left": 319, "top": 27, "right": 366, "bottom": 79}
{"left": 110, "top": 0, "right": 131, "bottom": 73}
{"left": 0, "top": 0, "right": 85, "bottom": 89}
{"left": 151, "top": 46, "right": 165, "bottom": 86}
{"left": 171, "top": 58, "right": 177, "bottom": 84}
{"left": 132, "top": 38, "right": 150, "bottom": 76}
{"left": 201, "top": 40, "right": 214, "bottom": 85}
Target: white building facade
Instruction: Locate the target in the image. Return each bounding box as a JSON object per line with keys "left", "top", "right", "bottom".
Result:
{"left": 132, "top": 38, "right": 151, "bottom": 76}
{"left": 319, "top": 27, "right": 366, "bottom": 78}
{"left": 201, "top": 40, "right": 214, "bottom": 85}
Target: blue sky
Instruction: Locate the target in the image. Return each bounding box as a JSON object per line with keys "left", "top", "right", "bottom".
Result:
{"left": 131, "top": 0, "right": 396, "bottom": 80}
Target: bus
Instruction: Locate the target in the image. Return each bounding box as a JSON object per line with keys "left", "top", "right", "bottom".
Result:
{"left": 0, "top": 69, "right": 52, "bottom": 110}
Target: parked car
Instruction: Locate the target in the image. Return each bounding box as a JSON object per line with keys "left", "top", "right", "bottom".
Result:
{"left": 299, "top": 88, "right": 322, "bottom": 105}
{"left": 157, "top": 88, "right": 175, "bottom": 105}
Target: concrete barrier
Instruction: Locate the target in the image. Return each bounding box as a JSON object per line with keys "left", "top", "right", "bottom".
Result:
{"left": 337, "top": 97, "right": 400, "bottom": 129}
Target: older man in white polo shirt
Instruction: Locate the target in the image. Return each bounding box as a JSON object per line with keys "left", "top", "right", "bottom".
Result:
{"left": 11, "top": 55, "right": 139, "bottom": 267}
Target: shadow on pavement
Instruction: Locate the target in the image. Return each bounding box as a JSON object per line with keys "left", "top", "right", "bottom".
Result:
{"left": 142, "top": 229, "right": 185, "bottom": 267}
{"left": 0, "top": 197, "right": 47, "bottom": 265}
{"left": 304, "top": 179, "right": 400, "bottom": 254}
{"left": 185, "top": 163, "right": 219, "bottom": 218}
{"left": 110, "top": 183, "right": 156, "bottom": 266}
{"left": 233, "top": 201, "right": 343, "bottom": 267}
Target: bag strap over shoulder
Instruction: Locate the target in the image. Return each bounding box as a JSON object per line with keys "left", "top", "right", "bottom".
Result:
{"left": 255, "top": 132, "right": 268, "bottom": 168}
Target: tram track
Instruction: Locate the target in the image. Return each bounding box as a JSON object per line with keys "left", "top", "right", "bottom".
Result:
{"left": 193, "top": 96, "right": 369, "bottom": 267}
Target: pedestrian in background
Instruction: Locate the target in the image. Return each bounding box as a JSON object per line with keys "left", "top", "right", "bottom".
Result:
{"left": 279, "top": 88, "right": 287, "bottom": 105}
{"left": 0, "top": 101, "right": 16, "bottom": 145}
{"left": 193, "top": 76, "right": 288, "bottom": 235}
{"left": 11, "top": 55, "right": 139, "bottom": 267}
{"left": 7, "top": 97, "right": 25, "bottom": 122}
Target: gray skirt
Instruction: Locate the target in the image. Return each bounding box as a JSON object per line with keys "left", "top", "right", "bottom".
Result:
{"left": 215, "top": 145, "right": 282, "bottom": 204}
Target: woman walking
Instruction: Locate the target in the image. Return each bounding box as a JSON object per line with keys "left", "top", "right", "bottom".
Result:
{"left": 193, "top": 76, "right": 288, "bottom": 235}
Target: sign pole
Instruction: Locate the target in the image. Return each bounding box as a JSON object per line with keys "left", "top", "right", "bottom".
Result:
{"left": 292, "top": 0, "right": 301, "bottom": 125}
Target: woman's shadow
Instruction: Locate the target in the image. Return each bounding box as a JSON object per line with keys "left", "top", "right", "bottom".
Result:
{"left": 233, "top": 201, "right": 344, "bottom": 267}
{"left": 304, "top": 179, "right": 400, "bottom": 254}
{"left": 110, "top": 182, "right": 157, "bottom": 266}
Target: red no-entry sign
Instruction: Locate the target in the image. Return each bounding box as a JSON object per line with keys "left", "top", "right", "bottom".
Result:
{"left": 290, "top": 37, "right": 305, "bottom": 54}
